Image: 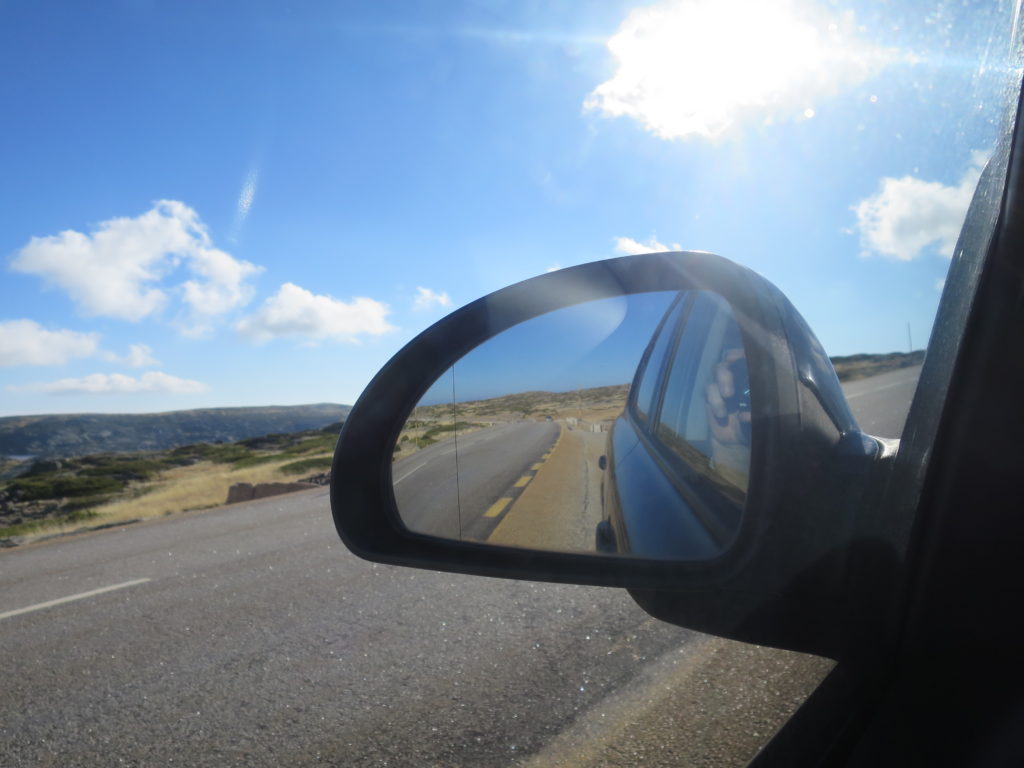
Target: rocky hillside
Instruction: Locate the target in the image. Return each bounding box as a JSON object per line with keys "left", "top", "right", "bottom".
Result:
{"left": 0, "top": 423, "right": 342, "bottom": 541}
{"left": 0, "top": 403, "right": 350, "bottom": 459}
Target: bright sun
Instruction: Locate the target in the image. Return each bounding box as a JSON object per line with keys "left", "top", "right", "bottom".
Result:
{"left": 586, "top": 0, "right": 890, "bottom": 140}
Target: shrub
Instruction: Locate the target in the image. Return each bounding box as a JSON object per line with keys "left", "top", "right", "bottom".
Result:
{"left": 170, "top": 443, "right": 212, "bottom": 457}
{"left": 283, "top": 435, "right": 336, "bottom": 455}
{"left": 278, "top": 457, "right": 333, "bottom": 475}
{"left": 232, "top": 454, "right": 282, "bottom": 470}
{"left": 10, "top": 475, "right": 123, "bottom": 501}
{"left": 79, "top": 458, "right": 171, "bottom": 480}
{"left": 205, "top": 444, "right": 254, "bottom": 463}
{"left": 65, "top": 508, "right": 101, "bottom": 523}
{"left": 168, "top": 443, "right": 252, "bottom": 462}
{"left": 420, "top": 421, "right": 484, "bottom": 442}
{"left": 63, "top": 494, "right": 116, "bottom": 512}
{"left": 0, "top": 519, "right": 53, "bottom": 538}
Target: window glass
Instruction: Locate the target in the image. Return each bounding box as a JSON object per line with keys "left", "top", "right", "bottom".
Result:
{"left": 656, "top": 291, "right": 749, "bottom": 495}
{"left": 0, "top": 3, "right": 1021, "bottom": 767}
{"left": 632, "top": 293, "right": 687, "bottom": 424}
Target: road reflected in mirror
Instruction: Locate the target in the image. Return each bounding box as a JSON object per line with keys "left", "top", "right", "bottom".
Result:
{"left": 393, "top": 290, "right": 751, "bottom": 561}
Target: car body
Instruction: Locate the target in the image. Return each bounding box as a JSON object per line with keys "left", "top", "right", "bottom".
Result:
{"left": 597, "top": 289, "right": 753, "bottom": 560}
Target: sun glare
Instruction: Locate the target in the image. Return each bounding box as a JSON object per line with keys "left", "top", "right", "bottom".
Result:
{"left": 586, "top": 0, "right": 890, "bottom": 140}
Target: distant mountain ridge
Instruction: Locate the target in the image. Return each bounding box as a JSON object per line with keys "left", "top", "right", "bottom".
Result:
{"left": 0, "top": 403, "right": 351, "bottom": 459}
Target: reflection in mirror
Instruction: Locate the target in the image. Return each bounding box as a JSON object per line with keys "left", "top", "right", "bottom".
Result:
{"left": 392, "top": 290, "right": 751, "bottom": 561}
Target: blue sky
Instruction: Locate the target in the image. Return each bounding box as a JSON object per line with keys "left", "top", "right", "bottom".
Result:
{"left": 418, "top": 292, "right": 678, "bottom": 404}
{"left": 0, "top": 1, "right": 1018, "bottom": 415}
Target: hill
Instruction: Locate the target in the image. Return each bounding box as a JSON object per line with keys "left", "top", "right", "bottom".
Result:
{"left": 0, "top": 422, "right": 342, "bottom": 542}
{"left": 410, "top": 383, "right": 630, "bottom": 423}
{"left": 830, "top": 350, "right": 925, "bottom": 381}
{"left": 0, "top": 403, "right": 351, "bottom": 459}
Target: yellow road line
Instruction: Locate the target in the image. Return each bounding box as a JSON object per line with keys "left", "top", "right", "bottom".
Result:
{"left": 531, "top": 463, "right": 543, "bottom": 471}
{"left": 514, "top": 475, "right": 531, "bottom": 488}
{"left": 484, "top": 497, "right": 513, "bottom": 518}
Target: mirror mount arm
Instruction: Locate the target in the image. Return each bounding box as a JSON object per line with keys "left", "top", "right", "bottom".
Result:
{"left": 799, "top": 365, "right": 859, "bottom": 434}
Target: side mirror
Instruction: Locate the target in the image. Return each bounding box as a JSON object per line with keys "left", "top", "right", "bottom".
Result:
{"left": 331, "top": 252, "right": 885, "bottom": 657}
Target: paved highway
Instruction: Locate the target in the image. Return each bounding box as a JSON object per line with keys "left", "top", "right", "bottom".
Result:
{"left": 0, "top": 367, "right": 918, "bottom": 766}
{"left": 393, "top": 422, "right": 558, "bottom": 542}
{"left": 843, "top": 365, "right": 922, "bottom": 438}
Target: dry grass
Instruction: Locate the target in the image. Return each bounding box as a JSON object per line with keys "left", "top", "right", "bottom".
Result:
{"left": 23, "top": 453, "right": 333, "bottom": 537}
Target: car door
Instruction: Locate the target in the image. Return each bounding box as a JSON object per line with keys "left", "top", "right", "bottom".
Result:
{"left": 601, "top": 290, "right": 749, "bottom": 559}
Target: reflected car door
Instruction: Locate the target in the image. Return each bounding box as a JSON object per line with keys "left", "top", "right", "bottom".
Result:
{"left": 600, "top": 290, "right": 750, "bottom": 560}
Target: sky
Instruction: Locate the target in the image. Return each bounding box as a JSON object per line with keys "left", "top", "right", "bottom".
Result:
{"left": 419, "top": 291, "right": 679, "bottom": 404}
{"left": 0, "top": 0, "right": 1020, "bottom": 416}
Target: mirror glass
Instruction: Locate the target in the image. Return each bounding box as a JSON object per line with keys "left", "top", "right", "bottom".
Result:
{"left": 392, "top": 290, "right": 751, "bottom": 561}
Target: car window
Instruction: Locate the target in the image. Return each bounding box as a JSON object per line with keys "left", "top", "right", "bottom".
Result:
{"left": 655, "top": 291, "right": 750, "bottom": 496}
{"left": 632, "top": 292, "right": 687, "bottom": 424}
{"left": 2, "top": 2, "right": 1023, "bottom": 767}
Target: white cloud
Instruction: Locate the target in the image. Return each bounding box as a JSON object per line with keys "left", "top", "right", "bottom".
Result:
{"left": 546, "top": 264, "right": 563, "bottom": 273}
{"left": 11, "top": 371, "right": 206, "bottom": 395}
{"left": 0, "top": 321, "right": 161, "bottom": 370}
{"left": 585, "top": 0, "right": 891, "bottom": 141}
{"left": 99, "top": 342, "right": 161, "bottom": 367}
{"left": 124, "top": 343, "right": 159, "bottom": 368}
{"left": 852, "top": 154, "right": 985, "bottom": 261}
{"left": 11, "top": 200, "right": 262, "bottom": 323}
{"left": 235, "top": 282, "right": 395, "bottom": 344}
{"left": 180, "top": 244, "right": 262, "bottom": 318}
{"left": 413, "top": 286, "right": 452, "bottom": 311}
{"left": 230, "top": 168, "right": 259, "bottom": 243}
{"left": 614, "top": 236, "right": 681, "bottom": 255}
{"left": 238, "top": 170, "right": 257, "bottom": 222}
{"left": 0, "top": 320, "right": 100, "bottom": 367}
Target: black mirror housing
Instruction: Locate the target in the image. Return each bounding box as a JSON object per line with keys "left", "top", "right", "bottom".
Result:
{"left": 330, "top": 252, "right": 878, "bottom": 657}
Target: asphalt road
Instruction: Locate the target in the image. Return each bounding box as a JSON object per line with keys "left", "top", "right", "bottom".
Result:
{"left": 0, "top": 367, "right": 919, "bottom": 767}
{"left": 843, "top": 365, "right": 922, "bottom": 439}
{"left": 393, "top": 422, "right": 559, "bottom": 542}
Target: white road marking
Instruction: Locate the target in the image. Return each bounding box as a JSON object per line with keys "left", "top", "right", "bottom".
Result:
{"left": 394, "top": 463, "right": 426, "bottom": 485}
{"left": 393, "top": 422, "right": 537, "bottom": 485}
{"left": 0, "top": 578, "right": 152, "bottom": 621}
{"left": 394, "top": 447, "right": 457, "bottom": 485}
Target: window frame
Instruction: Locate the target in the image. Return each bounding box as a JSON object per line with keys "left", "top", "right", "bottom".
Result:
{"left": 627, "top": 291, "right": 691, "bottom": 428}
{"left": 749, "top": 64, "right": 1024, "bottom": 768}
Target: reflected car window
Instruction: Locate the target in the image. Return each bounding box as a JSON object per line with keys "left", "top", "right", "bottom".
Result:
{"left": 633, "top": 293, "right": 687, "bottom": 424}
{"left": 655, "top": 291, "right": 750, "bottom": 498}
